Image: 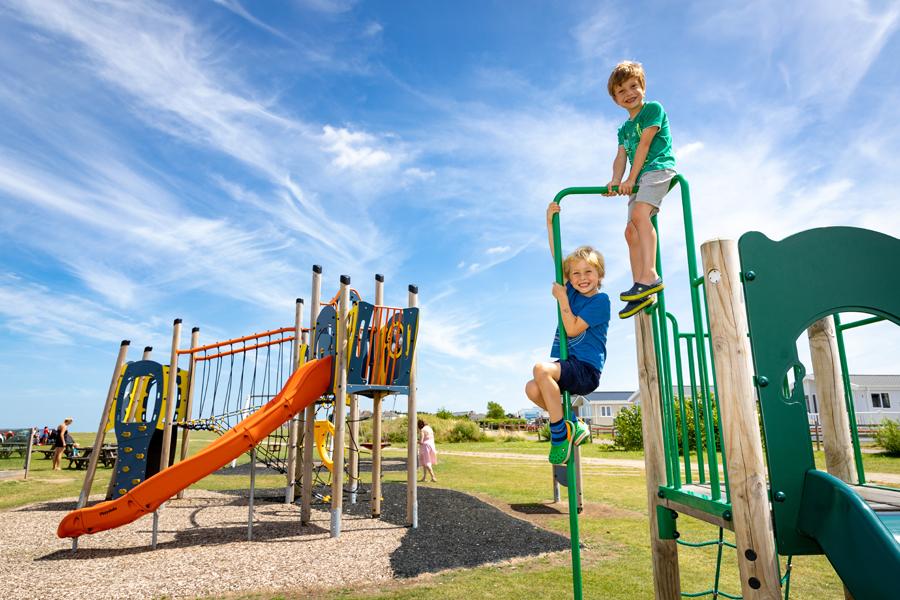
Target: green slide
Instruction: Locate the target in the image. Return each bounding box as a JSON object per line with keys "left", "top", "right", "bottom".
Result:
{"left": 797, "top": 470, "right": 900, "bottom": 599}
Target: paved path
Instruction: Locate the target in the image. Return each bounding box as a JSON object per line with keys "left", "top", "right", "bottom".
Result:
{"left": 402, "top": 448, "right": 900, "bottom": 485}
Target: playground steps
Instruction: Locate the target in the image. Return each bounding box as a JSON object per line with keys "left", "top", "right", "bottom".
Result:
{"left": 658, "top": 483, "right": 733, "bottom": 531}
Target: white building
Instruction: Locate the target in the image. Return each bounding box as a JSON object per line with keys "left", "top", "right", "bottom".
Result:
{"left": 584, "top": 391, "right": 639, "bottom": 426}
{"left": 803, "top": 374, "right": 900, "bottom": 425}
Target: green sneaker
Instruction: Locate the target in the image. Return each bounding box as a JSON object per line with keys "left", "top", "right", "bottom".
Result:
{"left": 548, "top": 440, "right": 572, "bottom": 465}
{"left": 567, "top": 419, "right": 590, "bottom": 446}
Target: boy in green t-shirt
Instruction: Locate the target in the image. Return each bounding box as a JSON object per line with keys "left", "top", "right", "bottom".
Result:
{"left": 604, "top": 61, "right": 676, "bottom": 319}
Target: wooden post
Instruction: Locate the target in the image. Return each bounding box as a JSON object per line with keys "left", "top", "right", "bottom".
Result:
{"left": 808, "top": 316, "right": 856, "bottom": 600}
{"left": 702, "top": 239, "right": 780, "bottom": 599}
{"left": 372, "top": 274, "right": 385, "bottom": 518}
{"left": 158, "top": 319, "right": 182, "bottom": 473}
{"left": 286, "top": 298, "right": 304, "bottom": 504}
{"left": 330, "top": 275, "right": 350, "bottom": 537}
{"left": 301, "top": 265, "right": 322, "bottom": 524}
{"left": 635, "top": 312, "right": 681, "bottom": 599}
{"left": 406, "top": 284, "right": 418, "bottom": 528}
{"left": 23, "top": 427, "right": 35, "bottom": 479}
{"left": 808, "top": 317, "right": 858, "bottom": 483}
{"left": 176, "top": 329, "right": 200, "bottom": 499}
{"left": 77, "top": 340, "right": 130, "bottom": 509}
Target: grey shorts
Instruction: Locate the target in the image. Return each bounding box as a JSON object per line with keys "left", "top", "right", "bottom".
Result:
{"left": 628, "top": 168, "right": 676, "bottom": 218}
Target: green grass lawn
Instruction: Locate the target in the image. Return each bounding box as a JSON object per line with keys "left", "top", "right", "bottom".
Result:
{"left": 3, "top": 432, "right": 895, "bottom": 599}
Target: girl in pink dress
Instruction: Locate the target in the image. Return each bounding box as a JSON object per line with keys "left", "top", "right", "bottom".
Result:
{"left": 417, "top": 419, "right": 438, "bottom": 482}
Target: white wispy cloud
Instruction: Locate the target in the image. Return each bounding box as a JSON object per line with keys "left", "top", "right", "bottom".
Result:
{"left": 321, "top": 125, "right": 393, "bottom": 169}
{"left": 694, "top": 0, "right": 900, "bottom": 106}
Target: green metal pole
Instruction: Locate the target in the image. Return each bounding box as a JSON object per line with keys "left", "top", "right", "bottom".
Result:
{"left": 551, "top": 186, "right": 635, "bottom": 599}
{"left": 671, "top": 175, "right": 721, "bottom": 500}
{"left": 684, "top": 335, "right": 706, "bottom": 483}
{"left": 652, "top": 216, "right": 681, "bottom": 489}
{"left": 667, "top": 313, "right": 692, "bottom": 484}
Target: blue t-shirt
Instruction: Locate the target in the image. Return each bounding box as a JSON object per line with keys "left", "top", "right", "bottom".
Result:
{"left": 550, "top": 283, "right": 611, "bottom": 371}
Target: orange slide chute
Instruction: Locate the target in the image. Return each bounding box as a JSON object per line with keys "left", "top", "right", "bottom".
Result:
{"left": 58, "top": 356, "right": 333, "bottom": 538}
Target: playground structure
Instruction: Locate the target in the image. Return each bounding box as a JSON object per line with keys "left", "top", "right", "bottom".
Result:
{"left": 551, "top": 178, "right": 900, "bottom": 599}
{"left": 58, "top": 267, "right": 420, "bottom": 546}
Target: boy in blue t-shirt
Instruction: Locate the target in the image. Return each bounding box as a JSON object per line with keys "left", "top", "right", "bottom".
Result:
{"left": 525, "top": 202, "right": 611, "bottom": 465}
{"left": 604, "top": 60, "right": 676, "bottom": 319}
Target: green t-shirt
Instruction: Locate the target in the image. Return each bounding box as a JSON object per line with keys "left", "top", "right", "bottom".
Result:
{"left": 616, "top": 101, "right": 675, "bottom": 178}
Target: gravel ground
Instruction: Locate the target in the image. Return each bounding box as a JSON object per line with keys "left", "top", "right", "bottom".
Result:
{"left": 0, "top": 462, "right": 569, "bottom": 600}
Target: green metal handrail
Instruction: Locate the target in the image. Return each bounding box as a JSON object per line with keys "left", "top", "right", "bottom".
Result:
{"left": 551, "top": 176, "right": 736, "bottom": 596}
{"left": 551, "top": 185, "right": 632, "bottom": 600}
{"left": 833, "top": 313, "right": 887, "bottom": 486}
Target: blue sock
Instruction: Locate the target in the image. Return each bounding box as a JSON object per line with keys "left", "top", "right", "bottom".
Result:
{"left": 550, "top": 419, "right": 567, "bottom": 445}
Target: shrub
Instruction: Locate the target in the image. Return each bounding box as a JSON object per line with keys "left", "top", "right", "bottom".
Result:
{"left": 447, "top": 420, "right": 485, "bottom": 443}
{"left": 673, "top": 396, "right": 721, "bottom": 454}
{"left": 537, "top": 423, "right": 550, "bottom": 442}
{"left": 486, "top": 401, "right": 506, "bottom": 420}
{"left": 359, "top": 413, "right": 486, "bottom": 444}
{"left": 436, "top": 407, "right": 455, "bottom": 420}
{"left": 613, "top": 405, "right": 643, "bottom": 450}
{"left": 875, "top": 418, "right": 900, "bottom": 456}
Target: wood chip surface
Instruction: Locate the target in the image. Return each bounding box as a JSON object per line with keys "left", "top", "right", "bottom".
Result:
{"left": 1, "top": 472, "right": 569, "bottom": 599}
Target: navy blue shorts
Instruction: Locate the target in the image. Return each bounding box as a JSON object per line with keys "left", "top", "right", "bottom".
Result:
{"left": 556, "top": 356, "right": 601, "bottom": 396}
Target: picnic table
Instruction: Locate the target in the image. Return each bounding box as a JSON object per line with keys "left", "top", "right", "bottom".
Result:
{"left": 66, "top": 445, "right": 118, "bottom": 470}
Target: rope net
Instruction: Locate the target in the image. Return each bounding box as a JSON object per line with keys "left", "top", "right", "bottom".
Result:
{"left": 180, "top": 326, "right": 300, "bottom": 473}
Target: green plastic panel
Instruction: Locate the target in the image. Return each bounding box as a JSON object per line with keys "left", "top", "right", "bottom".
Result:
{"left": 797, "top": 470, "right": 900, "bottom": 599}
{"left": 737, "top": 226, "right": 900, "bottom": 557}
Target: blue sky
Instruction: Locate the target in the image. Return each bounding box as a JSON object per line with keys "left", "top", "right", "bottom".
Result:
{"left": 1, "top": 0, "right": 899, "bottom": 429}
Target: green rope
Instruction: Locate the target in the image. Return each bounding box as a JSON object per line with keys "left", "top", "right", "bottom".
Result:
{"left": 676, "top": 528, "right": 794, "bottom": 600}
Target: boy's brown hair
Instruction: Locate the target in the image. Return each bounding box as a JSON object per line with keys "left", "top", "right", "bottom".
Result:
{"left": 607, "top": 61, "right": 645, "bottom": 97}
{"left": 563, "top": 246, "right": 605, "bottom": 285}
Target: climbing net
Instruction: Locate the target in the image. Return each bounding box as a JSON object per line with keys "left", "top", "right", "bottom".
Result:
{"left": 677, "top": 526, "right": 794, "bottom": 599}
{"left": 179, "top": 326, "right": 302, "bottom": 473}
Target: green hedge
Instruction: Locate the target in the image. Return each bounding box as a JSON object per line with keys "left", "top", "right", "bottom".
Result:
{"left": 612, "top": 396, "right": 722, "bottom": 453}
{"left": 875, "top": 419, "right": 900, "bottom": 456}
{"left": 358, "top": 414, "right": 485, "bottom": 444}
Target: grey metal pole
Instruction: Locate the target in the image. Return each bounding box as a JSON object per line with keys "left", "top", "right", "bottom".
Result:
{"left": 249, "top": 446, "right": 257, "bottom": 541}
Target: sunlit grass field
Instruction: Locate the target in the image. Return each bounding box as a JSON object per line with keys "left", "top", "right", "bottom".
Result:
{"left": 2, "top": 430, "right": 897, "bottom": 599}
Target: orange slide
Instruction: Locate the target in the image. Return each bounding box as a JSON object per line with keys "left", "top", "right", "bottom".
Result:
{"left": 58, "top": 356, "right": 333, "bottom": 538}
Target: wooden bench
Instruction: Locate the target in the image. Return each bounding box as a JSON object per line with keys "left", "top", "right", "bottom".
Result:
{"left": 0, "top": 445, "right": 27, "bottom": 459}
{"left": 66, "top": 456, "right": 91, "bottom": 470}
{"left": 34, "top": 448, "right": 56, "bottom": 460}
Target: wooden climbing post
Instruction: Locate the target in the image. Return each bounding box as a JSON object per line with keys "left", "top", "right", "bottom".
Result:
{"left": 286, "top": 298, "right": 304, "bottom": 504}
{"left": 301, "top": 265, "right": 322, "bottom": 524}
{"left": 330, "top": 275, "right": 350, "bottom": 537}
{"left": 176, "top": 328, "right": 200, "bottom": 499}
{"left": 635, "top": 311, "right": 681, "bottom": 599}
{"left": 701, "top": 238, "right": 780, "bottom": 599}
{"left": 371, "top": 274, "right": 385, "bottom": 518}
{"left": 807, "top": 316, "right": 858, "bottom": 483}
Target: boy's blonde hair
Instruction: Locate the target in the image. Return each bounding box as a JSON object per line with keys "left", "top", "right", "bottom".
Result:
{"left": 563, "top": 246, "right": 605, "bottom": 284}
{"left": 607, "top": 61, "right": 645, "bottom": 97}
